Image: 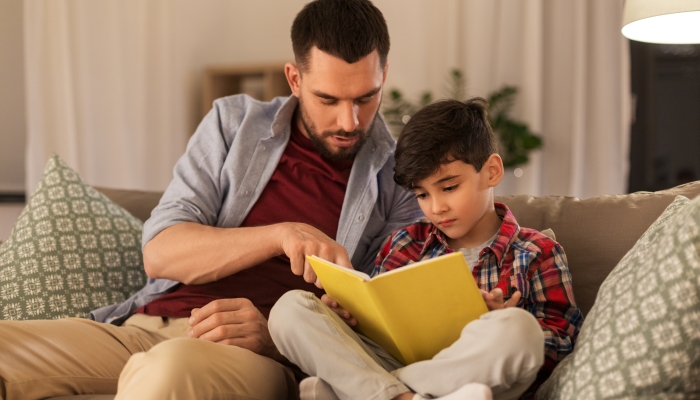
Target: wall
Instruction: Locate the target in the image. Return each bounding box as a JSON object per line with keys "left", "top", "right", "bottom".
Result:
{"left": 0, "top": 0, "right": 26, "bottom": 193}
{"left": 21, "top": 0, "right": 450, "bottom": 192}
{"left": 16, "top": 1, "right": 628, "bottom": 197}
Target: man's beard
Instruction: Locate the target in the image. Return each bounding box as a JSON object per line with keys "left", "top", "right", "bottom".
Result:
{"left": 298, "top": 97, "right": 377, "bottom": 161}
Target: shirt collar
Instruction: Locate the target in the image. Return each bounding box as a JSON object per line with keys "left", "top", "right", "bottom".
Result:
{"left": 487, "top": 203, "right": 520, "bottom": 264}
{"left": 271, "top": 96, "right": 299, "bottom": 137}
{"left": 419, "top": 202, "right": 520, "bottom": 264}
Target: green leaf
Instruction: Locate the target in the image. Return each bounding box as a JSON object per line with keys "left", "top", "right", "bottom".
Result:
{"left": 382, "top": 69, "right": 543, "bottom": 169}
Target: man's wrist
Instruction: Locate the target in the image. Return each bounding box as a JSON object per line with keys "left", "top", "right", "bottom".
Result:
{"left": 272, "top": 222, "right": 291, "bottom": 256}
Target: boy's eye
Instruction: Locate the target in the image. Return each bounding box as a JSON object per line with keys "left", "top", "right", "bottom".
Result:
{"left": 414, "top": 193, "right": 427, "bottom": 200}
{"left": 444, "top": 185, "right": 458, "bottom": 193}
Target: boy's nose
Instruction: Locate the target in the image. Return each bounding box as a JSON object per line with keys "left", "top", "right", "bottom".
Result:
{"left": 431, "top": 199, "right": 448, "bottom": 215}
{"left": 337, "top": 102, "right": 360, "bottom": 133}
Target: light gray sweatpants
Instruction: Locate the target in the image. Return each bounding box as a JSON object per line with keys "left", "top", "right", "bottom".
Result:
{"left": 269, "top": 290, "right": 545, "bottom": 400}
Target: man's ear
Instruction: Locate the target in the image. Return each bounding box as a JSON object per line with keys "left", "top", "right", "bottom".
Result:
{"left": 485, "top": 153, "right": 504, "bottom": 187}
{"left": 285, "top": 62, "right": 301, "bottom": 98}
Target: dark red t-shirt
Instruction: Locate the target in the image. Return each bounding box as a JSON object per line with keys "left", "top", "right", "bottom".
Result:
{"left": 136, "top": 123, "right": 352, "bottom": 319}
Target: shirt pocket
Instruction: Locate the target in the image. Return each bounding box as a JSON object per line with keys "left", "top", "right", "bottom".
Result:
{"left": 507, "top": 273, "right": 530, "bottom": 307}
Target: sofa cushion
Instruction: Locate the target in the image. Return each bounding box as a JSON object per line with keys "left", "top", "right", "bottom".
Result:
{"left": 535, "top": 195, "right": 700, "bottom": 399}
{"left": 93, "top": 187, "right": 162, "bottom": 224}
{"left": 496, "top": 180, "right": 700, "bottom": 316}
{"left": 0, "top": 155, "right": 148, "bottom": 320}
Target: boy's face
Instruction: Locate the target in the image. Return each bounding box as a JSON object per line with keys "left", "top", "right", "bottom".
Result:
{"left": 412, "top": 156, "right": 503, "bottom": 249}
{"left": 285, "top": 47, "right": 388, "bottom": 160}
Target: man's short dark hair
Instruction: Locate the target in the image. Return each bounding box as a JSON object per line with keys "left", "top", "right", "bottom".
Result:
{"left": 291, "top": 0, "right": 389, "bottom": 71}
{"left": 394, "top": 98, "right": 499, "bottom": 190}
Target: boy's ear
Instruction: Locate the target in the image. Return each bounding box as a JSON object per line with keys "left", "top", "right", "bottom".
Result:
{"left": 485, "top": 154, "right": 504, "bottom": 187}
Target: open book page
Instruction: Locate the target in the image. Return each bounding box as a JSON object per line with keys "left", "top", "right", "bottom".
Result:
{"left": 306, "top": 255, "right": 400, "bottom": 357}
{"left": 365, "top": 252, "right": 488, "bottom": 364}
{"left": 307, "top": 252, "right": 488, "bottom": 365}
{"left": 307, "top": 255, "right": 371, "bottom": 281}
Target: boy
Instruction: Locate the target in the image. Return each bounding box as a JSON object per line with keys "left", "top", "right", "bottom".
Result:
{"left": 269, "top": 98, "right": 582, "bottom": 400}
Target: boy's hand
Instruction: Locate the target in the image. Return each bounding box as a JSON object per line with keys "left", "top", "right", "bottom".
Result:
{"left": 481, "top": 287, "right": 522, "bottom": 311}
{"left": 321, "top": 294, "right": 357, "bottom": 327}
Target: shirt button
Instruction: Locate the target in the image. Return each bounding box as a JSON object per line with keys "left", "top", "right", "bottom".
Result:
{"left": 358, "top": 214, "right": 364, "bottom": 221}
{"left": 261, "top": 146, "right": 265, "bottom": 150}
{"left": 245, "top": 191, "right": 250, "bottom": 195}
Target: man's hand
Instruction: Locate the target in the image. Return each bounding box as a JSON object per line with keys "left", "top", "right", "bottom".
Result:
{"left": 188, "top": 298, "right": 286, "bottom": 363}
{"left": 278, "top": 222, "right": 352, "bottom": 287}
{"left": 481, "top": 287, "right": 522, "bottom": 311}
{"left": 321, "top": 294, "right": 357, "bottom": 326}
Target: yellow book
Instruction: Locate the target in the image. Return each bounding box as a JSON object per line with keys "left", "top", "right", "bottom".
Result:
{"left": 306, "top": 252, "right": 488, "bottom": 365}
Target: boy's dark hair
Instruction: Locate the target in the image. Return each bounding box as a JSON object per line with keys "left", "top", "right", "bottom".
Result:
{"left": 394, "top": 98, "right": 499, "bottom": 190}
{"left": 291, "top": 0, "right": 389, "bottom": 72}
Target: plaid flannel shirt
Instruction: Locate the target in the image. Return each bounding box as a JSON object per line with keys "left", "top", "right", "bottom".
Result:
{"left": 373, "top": 203, "right": 583, "bottom": 377}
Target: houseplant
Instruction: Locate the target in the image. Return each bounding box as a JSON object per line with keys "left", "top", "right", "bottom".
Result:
{"left": 383, "top": 69, "right": 543, "bottom": 169}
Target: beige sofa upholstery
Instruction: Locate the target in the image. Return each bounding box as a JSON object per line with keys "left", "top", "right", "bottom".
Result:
{"left": 47, "top": 181, "right": 700, "bottom": 399}
{"left": 97, "top": 180, "right": 700, "bottom": 317}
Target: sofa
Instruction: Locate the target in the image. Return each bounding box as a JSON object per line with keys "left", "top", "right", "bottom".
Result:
{"left": 29, "top": 179, "right": 700, "bottom": 399}
{"left": 98, "top": 180, "right": 700, "bottom": 318}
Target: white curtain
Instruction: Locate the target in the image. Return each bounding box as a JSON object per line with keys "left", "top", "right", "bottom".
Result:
{"left": 382, "top": 0, "right": 632, "bottom": 198}
{"left": 23, "top": 0, "right": 306, "bottom": 194}
{"left": 24, "top": 0, "right": 182, "bottom": 194}
{"left": 24, "top": 0, "right": 630, "bottom": 198}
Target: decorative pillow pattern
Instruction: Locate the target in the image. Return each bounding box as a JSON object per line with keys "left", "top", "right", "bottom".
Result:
{"left": 0, "top": 154, "right": 147, "bottom": 320}
{"left": 536, "top": 195, "right": 700, "bottom": 399}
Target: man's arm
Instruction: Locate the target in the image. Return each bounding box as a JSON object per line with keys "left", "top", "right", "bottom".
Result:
{"left": 143, "top": 221, "right": 351, "bottom": 285}
{"left": 142, "top": 98, "right": 350, "bottom": 285}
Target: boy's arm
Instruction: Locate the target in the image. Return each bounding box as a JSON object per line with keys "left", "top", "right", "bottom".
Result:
{"left": 526, "top": 243, "right": 583, "bottom": 376}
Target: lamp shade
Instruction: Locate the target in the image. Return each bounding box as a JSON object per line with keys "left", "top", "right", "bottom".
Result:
{"left": 622, "top": 0, "right": 700, "bottom": 44}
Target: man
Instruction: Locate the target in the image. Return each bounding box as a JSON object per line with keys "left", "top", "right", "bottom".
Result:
{"left": 0, "top": 0, "right": 421, "bottom": 399}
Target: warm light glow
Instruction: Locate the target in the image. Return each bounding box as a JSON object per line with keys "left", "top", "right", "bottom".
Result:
{"left": 622, "top": 10, "right": 700, "bottom": 44}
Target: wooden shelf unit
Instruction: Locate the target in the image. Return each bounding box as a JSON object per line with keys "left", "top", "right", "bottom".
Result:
{"left": 201, "top": 63, "right": 292, "bottom": 118}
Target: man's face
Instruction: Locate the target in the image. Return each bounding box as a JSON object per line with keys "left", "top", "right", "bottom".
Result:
{"left": 286, "top": 47, "right": 387, "bottom": 160}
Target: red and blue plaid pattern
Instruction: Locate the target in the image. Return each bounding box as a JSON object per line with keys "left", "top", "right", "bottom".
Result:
{"left": 373, "top": 203, "right": 583, "bottom": 377}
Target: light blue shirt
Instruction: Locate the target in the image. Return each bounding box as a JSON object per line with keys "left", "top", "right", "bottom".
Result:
{"left": 90, "top": 95, "right": 422, "bottom": 325}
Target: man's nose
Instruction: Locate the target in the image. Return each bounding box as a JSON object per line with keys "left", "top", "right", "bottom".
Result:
{"left": 337, "top": 102, "right": 360, "bottom": 133}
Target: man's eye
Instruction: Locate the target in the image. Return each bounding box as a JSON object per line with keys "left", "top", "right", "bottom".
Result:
{"left": 356, "top": 97, "right": 372, "bottom": 105}
{"left": 321, "top": 100, "right": 337, "bottom": 106}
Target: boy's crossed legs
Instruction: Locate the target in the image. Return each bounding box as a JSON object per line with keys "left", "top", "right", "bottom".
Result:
{"left": 269, "top": 290, "right": 544, "bottom": 400}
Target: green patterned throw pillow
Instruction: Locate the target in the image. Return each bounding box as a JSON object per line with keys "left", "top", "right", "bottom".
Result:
{"left": 536, "top": 195, "right": 700, "bottom": 399}
{"left": 0, "top": 154, "right": 147, "bottom": 320}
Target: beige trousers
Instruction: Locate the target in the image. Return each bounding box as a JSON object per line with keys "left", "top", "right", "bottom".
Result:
{"left": 0, "top": 314, "right": 297, "bottom": 400}
{"left": 269, "top": 290, "right": 544, "bottom": 400}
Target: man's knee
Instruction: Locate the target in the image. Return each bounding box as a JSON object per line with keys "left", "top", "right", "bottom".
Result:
{"left": 118, "top": 337, "right": 295, "bottom": 399}
{"left": 121, "top": 337, "right": 212, "bottom": 383}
